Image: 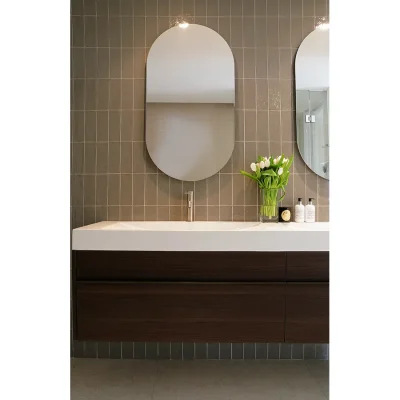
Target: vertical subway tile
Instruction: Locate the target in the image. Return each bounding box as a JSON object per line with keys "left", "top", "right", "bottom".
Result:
{"left": 121, "top": 0, "right": 134, "bottom": 16}
{"left": 133, "top": 0, "right": 146, "bottom": 16}
{"left": 84, "top": 175, "right": 96, "bottom": 205}
{"left": 195, "top": 343, "right": 207, "bottom": 359}
{"left": 243, "top": 343, "right": 256, "bottom": 359}
{"left": 97, "top": 342, "right": 110, "bottom": 359}
{"left": 231, "top": 17, "right": 243, "bottom": 47}
{"left": 304, "top": 344, "right": 316, "bottom": 359}
{"left": 108, "top": 174, "right": 120, "bottom": 205}
{"left": 84, "top": 206, "right": 96, "bottom": 224}
{"left": 316, "top": 344, "right": 329, "bottom": 360}
{"left": 97, "top": 16, "right": 109, "bottom": 46}
{"left": 133, "top": 174, "right": 145, "bottom": 205}
{"left": 121, "top": 174, "right": 132, "bottom": 205}
{"left": 268, "top": 343, "right": 280, "bottom": 359}
{"left": 194, "top": 204, "right": 207, "bottom": 221}
{"left": 109, "top": 17, "right": 121, "bottom": 47}
{"left": 132, "top": 342, "right": 145, "bottom": 359}
{"left": 97, "top": 80, "right": 110, "bottom": 110}
{"left": 84, "top": 342, "right": 97, "bottom": 358}
{"left": 121, "top": 17, "right": 133, "bottom": 47}
{"left": 146, "top": 0, "right": 158, "bottom": 16}
{"left": 255, "top": 17, "right": 266, "bottom": 47}
{"left": 243, "top": 17, "right": 255, "bottom": 47}
{"left": 219, "top": 343, "right": 231, "bottom": 360}
{"left": 292, "top": 344, "right": 304, "bottom": 360}
{"left": 96, "top": 174, "right": 108, "bottom": 206}
{"left": 122, "top": 49, "right": 134, "bottom": 79}
{"left": 110, "top": 342, "right": 121, "bottom": 359}
{"left": 183, "top": 343, "right": 195, "bottom": 360}
{"left": 108, "top": 205, "right": 119, "bottom": 220}
{"left": 73, "top": 341, "right": 85, "bottom": 358}
{"left": 220, "top": 206, "right": 232, "bottom": 221}
{"left": 207, "top": 343, "right": 219, "bottom": 359}
{"left": 158, "top": 343, "right": 171, "bottom": 360}
{"left": 171, "top": 343, "right": 183, "bottom": 360}
{"left": 291, "top": 18, "right": 303, "bottom": 49}
{"left": 219, "top": 0, "right": 230, "bottom": 15}
{"left": 122, "top": 342, "right": 134, "bottom": 359}
{"left": 256, "top": 343, "right": 267, "bottom": 359}
{"left": 303, "top": 0, "right": 315, "bottom": 17}
{"left": 146, "top": 16, "right": 158, "bottom": 47}
{"left": 232, "top": 343, "right": 244, "bottom": 360}
{"left": 146, "top": 343, "right": 158, "bottom": 359}
{"left": 134, "top": 17, "right": 146, "bottom": 47}
{"left": 231, "top": 0, "right": 242, "bottom": 16}
{"left": 207, "top": 174, "right": 219, "bottom": 205}
{"left": 267, "top": 16, "right": 279, "bottom": 47}
{"left": 244, "top": 79, "right": 256, "bottom": 109}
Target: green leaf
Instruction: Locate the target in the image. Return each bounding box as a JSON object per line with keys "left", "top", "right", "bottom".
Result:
{"left": 261, "top": 169, "right": 277, "bottom": 176}
{"left": 240, "top": 170, "right": 259, "bottom": 182}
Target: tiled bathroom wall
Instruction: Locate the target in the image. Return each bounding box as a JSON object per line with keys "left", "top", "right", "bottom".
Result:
{"left": 70, "top": 0, "right": 329, "bottom": 360}
{"left": 70, "top": 0, "right": 330, "bottom": 227}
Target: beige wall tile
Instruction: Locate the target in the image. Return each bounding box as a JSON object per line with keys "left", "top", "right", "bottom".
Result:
{"left": 71, "top": 1, "right": 329, "bottom": 223}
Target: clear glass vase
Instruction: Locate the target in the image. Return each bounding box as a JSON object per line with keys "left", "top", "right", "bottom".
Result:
{"left": 259, "top": 188, "right": 279, "bottom": 223}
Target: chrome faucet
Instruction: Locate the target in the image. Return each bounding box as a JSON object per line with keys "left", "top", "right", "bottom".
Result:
{"left": 185, "top": 191, "right": 194, "bottom": 222}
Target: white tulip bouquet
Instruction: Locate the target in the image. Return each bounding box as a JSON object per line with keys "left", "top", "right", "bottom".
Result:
{"left": 240, "top": 154, "right": 294, "bottom": 221}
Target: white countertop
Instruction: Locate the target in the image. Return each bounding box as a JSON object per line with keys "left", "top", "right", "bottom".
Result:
{"left": 72, "top": 221, "right": 329, "bottom": 252}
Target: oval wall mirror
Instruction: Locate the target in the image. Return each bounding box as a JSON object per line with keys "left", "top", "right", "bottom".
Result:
{"left": 145, "top": 24, "right": 235, "bottom": 182}
{"left": 295, "top": 26, "right": 329, "bottom": 180}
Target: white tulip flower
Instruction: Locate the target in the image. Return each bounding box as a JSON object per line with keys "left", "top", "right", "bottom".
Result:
{"left": 273, "top": 158, "right": 277, "bottom": 164}
{"left": 283, "top": 158, "right": 288, "bottom": 163}
{"left": 264, "top": 158, "right": 270, "bottom": 168}
{"left": 250, "top": 162, "right": 257, "bottom": 172}
{"left": 276, "top": 155, "right": 282, "bottom": 162}
{"left": 278, "top": 167, "right": 283, "bottom": 175}
{"left": 259, "top": 161, "right": 265, "bottom": 169}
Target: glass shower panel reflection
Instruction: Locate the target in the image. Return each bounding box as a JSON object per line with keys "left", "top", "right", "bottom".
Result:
{"left": 296, "top": 90, "right": 329, "bottom": 179}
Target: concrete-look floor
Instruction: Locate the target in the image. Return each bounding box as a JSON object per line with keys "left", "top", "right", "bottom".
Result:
{"left": 71, "top": 359, "right": 329, "bottom": 400}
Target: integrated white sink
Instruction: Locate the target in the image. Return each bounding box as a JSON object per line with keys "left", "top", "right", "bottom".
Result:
{"left": 72, "top": 221, "right": 329, "bottom": 252}
{"left": 104, "top": 221, "right": 261, "bottom": 231}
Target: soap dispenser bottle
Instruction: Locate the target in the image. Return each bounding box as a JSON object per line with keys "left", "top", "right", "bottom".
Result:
{"left": 305, "top": 198, "right": 316, "bottom": 223}
{"left": 295, "top": 198, "right": 305, "bottom": 222}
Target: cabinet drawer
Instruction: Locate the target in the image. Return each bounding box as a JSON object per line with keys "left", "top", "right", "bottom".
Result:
{"left": 286, "top": 252, "right": 329, "bottom": 282}
{"left": 75, "top": 282, "right": 285, "bottom": 342}
{"left": 74, "top": 251, "right": 286, "bottom": 282}
{"left": 285, "top": 283, "right": 329, "bottom": 343}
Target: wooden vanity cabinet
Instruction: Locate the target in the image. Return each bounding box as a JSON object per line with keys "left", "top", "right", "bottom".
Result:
{"left": 72, "top": 251, "right": 329, "bottom": 343}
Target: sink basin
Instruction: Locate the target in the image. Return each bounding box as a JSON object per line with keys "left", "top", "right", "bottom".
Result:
{"left": 103, "top": 221, "right": 261, "bottom": 231}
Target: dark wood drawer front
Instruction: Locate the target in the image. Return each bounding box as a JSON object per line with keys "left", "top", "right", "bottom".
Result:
{"left": 286, "top": 252, "right": 329, "bottom": 282}
{"left": 76, "top": 282, "right": 285, "bottom": 342}
{"left": 75, "top": 251, "right": 286, "bottom": 282}
{"left": 285, "top": 283, "right": 329, "bottom": 343}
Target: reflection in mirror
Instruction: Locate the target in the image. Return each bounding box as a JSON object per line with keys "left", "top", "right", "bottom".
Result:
{"left": 295, "top": 26, "right": 329, "bottom": 179}
{"left": 146, "top": 24, "right": 235, "bottom": 181}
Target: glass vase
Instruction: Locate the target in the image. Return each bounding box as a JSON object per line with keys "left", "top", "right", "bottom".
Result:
{"left": 259, "top": 188, "right": 279, "bottom": 223}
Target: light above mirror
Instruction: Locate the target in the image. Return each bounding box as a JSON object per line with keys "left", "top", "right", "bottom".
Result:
{"left": 178, "top": 22, "right": 189, "bottom": 29}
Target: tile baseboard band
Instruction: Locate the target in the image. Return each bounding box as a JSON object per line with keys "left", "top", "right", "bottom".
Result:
{"left": 71, "top": 342, "right": 329, "bottom": 361}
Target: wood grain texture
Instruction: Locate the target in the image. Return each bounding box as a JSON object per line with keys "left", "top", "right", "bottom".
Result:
{"left": 285, "top": 283, "right": 329, "bottom": 343}
{"left": 75, "top": 251, "right": 287, "bottom": 282}
{"left": 286, "top": 252, "right": 329, "bottom": 282}
{"left": 76, "top": 282, "right": 286, "bottom": 342}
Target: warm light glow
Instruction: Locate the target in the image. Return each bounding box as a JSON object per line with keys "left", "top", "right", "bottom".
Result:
{"left": 179, "top": 22, "right": 189, "bottom": 29}
{"left": 317, "top": 23, "right": 329, "bottom": 30}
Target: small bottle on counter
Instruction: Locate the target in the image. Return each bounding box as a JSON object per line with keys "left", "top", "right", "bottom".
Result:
{"left": 305, "top": 198, "right": 316, "bottom": 223}
{"left": 294, "top": 198, "right": 305, "bottom": 222}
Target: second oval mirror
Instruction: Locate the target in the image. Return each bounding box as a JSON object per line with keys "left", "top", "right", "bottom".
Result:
{"left": 145, "top": 24, "right": 235, "bottom": 182}
{"left": 295, "top": 26, "right": 329, "bottom": 180}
